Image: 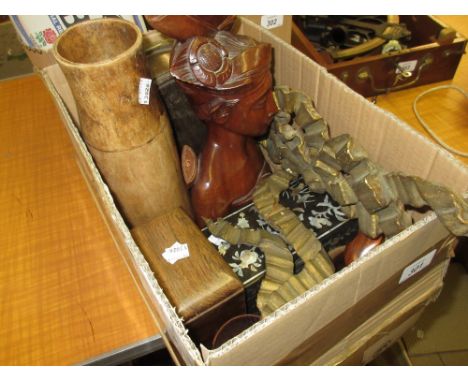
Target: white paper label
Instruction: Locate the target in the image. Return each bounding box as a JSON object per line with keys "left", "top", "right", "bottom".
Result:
{"left": 260, "top": 15, "right": 284, "bottom": 30}
{"left": 399, "top": 249, "right": 437, "bottom": 284}
{"left": 396, "top": 60, "right": 418, "bottom": 74}
{"left": 138, "top": 78, "right": 152, "bottom": 105}
{"left": 162, "top": 241, "right": 190, "bottom": 265}
{"left": 208, "top": 235, "right": 227, "bottom": 247}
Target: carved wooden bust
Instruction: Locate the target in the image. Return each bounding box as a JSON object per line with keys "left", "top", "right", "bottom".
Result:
{"left": 145, "top": 15, "right": 236, "bottom": 41}
{"left": 170, "top": 31, "right": 278, "bottom": 226}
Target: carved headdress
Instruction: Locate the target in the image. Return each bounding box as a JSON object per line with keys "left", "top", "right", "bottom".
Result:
{"left": 170, "top": 31, "right": 272, "bottom": 91}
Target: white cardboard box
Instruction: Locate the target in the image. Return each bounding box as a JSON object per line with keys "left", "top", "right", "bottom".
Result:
{"left": 29, "top": 17, "right": 467, "bottom": 365}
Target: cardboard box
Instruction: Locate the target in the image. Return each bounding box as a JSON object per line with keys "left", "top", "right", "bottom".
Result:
{"left": 312, "top": 259, "right": 449, "bottom": 365}
{"left": 27, "top": 17, "right": 467, "bottom": 365}
{"left": 244, "top": 16, "right": 292, "bottom": 44}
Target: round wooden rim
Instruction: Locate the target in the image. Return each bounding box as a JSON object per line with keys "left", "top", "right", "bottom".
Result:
{"left": 53, "top": 18, "right": 143, "bottom": 68}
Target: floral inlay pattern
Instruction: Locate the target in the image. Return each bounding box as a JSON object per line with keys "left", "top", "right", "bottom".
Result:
{"left": 229, "top": 248, "right": 262, "bottom": 277}
{"left": 204, "top": 176, "right": 359, "bottom": 284}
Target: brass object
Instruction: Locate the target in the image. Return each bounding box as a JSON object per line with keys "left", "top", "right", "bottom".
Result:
{"left": 356, "top": 54, "right": 434, "bottom": 94}
{"left": 169, "top": 28, "right": 278, "bottom": 226}
{"left": 267, "top": 87, "right": 468, "bottom": 239}
{"left": 207, "top": 85, "right": 467, "bottom": 317}
{"left": 437, "top": 27, "right": 457, "bottom": 45}
{"left": 143, "top": 30, "right": 174, "bottom": 77}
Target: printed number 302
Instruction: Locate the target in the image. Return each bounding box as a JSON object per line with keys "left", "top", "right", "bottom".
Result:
{"left": 261, "top": 15, "right": 283, "bottom": 30}
{"left": 267, "top": 18, "right": 278, "bottom": 27}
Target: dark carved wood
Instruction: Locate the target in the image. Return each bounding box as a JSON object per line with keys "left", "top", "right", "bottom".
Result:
{"left": 170, "top": 31, "right": 278, "bottom": 226}
{"left": 144, "top": 15, "right": 236, "bottom": 41}
{"left": 156, "top": 73, "right": 208, "bottom": 157}
{"left": 343, "top": 231, "right": 384, "bottom": 266}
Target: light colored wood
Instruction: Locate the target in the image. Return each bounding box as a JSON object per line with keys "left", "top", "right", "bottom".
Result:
{"left": 376, "top": 16, "right": 468, "bottom": 165}
{"left": 0, "top": 74, "right": 159, "bottom": 365}
{"left": 53, "top": 19, "right": 191, "bottom": 227}
{"left": 53, "top": 19, "right": 159, "bottom": 152}
{"left": 87, "top": 116, "right": 192, "bottom": 227}
{"left": 131, "top": 208, "right": 244, "bottom": 321}
{"left": 131, "top": 207, "right": 245, "bottom": 347}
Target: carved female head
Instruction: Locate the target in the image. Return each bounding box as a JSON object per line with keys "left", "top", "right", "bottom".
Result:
{"left": 170, "top": 31, "right": 278, "bottom": 136}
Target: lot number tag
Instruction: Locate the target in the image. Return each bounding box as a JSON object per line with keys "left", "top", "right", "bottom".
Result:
{"left": 395, "top": 60, "right": 418, "bottom": 74}
{"left": 399, "top": 249, "right": 437, "bottom": 284}
{"left": 261, "top": 15, "right": 284, "bottom": 30}
{"left": 208, "top": 235, "right": 227, "bottom": 247}
{"left": 138, "top": 78, "right": 152, "bottom": 105}
{"left": 162, "top": 241, "right": 190, "bottom": 264}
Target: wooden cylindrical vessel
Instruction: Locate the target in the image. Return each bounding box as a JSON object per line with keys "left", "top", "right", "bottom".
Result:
{"left": 88, "top": 117, "right": 189, "bottom": 226}
{"left": 53, "top": 18, "right": 191, "bottom": 226}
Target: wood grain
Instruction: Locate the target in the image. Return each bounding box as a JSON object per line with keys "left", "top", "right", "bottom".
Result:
{"left": 375, "top": 16, "right": 468, "bottom": 165}
{"left": 131, "top": 207, "right": 245, "bottom": 346}
{"left": 53, "top": 19, "right": 160, "bottom": 152}
{"left": 131, "top": 207, "right": 244, "bottom": 320}
{"left": 0, "top": 74, "right": 159, "bottom": 365}
{"left": 53, "top": 19, "right": 191, "bottom": 227}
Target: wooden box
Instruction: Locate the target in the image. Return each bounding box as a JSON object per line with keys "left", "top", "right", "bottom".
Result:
{"left": 292, "top": 16, "right": 467, "bottom": 97}
{"left": 29, "top": 17, "right": 467, "bottom": 365}
{"left": 131, "top": 208, "right": 246, "bottom": 348}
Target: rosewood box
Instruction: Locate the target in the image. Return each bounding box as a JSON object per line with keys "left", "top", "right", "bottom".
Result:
{"left": 29, "top": 17, "right": 465, "bottom": 365}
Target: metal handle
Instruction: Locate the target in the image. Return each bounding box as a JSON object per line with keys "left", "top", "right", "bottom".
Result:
{"left": 356, "top": 54, "right": 434, "bottom": 94}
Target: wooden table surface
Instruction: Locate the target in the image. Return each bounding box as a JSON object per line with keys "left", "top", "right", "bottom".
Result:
{"left": 375, "top": 15, "right": 468, "bottom": 166}
{"left": 0, "top": 74, "right": 160, "bottom": 365}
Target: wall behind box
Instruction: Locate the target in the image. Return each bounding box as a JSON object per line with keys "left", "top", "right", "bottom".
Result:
{"left": 25, "top": 17, "right": 467, "bottom": 365}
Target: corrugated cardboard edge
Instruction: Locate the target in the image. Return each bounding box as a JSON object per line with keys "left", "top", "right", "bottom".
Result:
{"left": 40, "top": 69, "right": 205, "bottom": 366}
{"left": 36, "top": 17, "right": 467, "bottom": 366}
{"left": 200, "top": 215, "right": 447, "bottom": 363}
{"left": 201, "top": 18, "right": 467, "bottom": 365}
{"left": 313, "top": 261, "right": 447, "bottom": 365}
{"left": 240, "top": 18, "right": 468, "bottom": 193}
